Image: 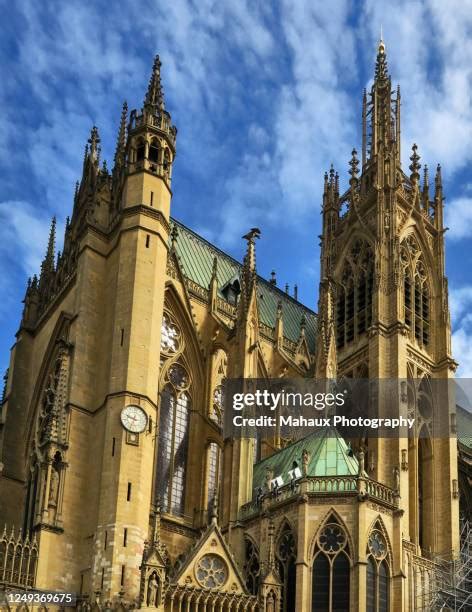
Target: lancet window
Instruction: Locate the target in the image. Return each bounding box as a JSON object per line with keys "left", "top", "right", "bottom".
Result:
{"left": 156, "top": 310, "right": 191, "bottom": 516}
{"left": 312, "top": 517, "right": 351, "bottom": 611}
{"left": 276, "top": 524, "right": 297, "bottom": 612}
{"left": 243, "top": 538, "right": 261, "bottom": 596}
{"left": 206, "top": 441, "right": 222, "bottom": 514}
{"left": 366, "top": 528, "right": 390, "bottom": 612}
{"left": 400, "top": 237, "right": 430, "bottom": 348}
{"left": 336, "top": 239, "right": 374, "bottom": 349}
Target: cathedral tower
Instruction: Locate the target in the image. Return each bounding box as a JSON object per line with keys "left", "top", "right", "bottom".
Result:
{"left": 319, "top": 38, "right": 458, "bottom": 561}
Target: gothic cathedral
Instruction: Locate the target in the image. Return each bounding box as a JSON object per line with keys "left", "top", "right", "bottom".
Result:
{"left": 0, "top": 41, "right": 469, "bottom": 611}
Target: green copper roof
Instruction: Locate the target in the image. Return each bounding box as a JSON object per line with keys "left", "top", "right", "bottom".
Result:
{"left": 171, "top": 218, "right": 317, "bottom": 351}
{"left": 252, "top": 428, "right": 359, "bottom": 491}
{"left": 457, "top": 405, "right": 472, "bottom": 450}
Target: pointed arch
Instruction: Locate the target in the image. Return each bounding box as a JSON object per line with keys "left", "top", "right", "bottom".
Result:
{"left": 311, "top": 509, "right": 352, "bottom": 612}
{"left": 334, "top": 235, "right": 374, "bottom": 349}
{"left": 275, "top": 520, "right": 297, "bottom": 612}
{"left": 366, "top": 517, "right": 392, "bottom": 612}
{"left": 366, "top": 516, "right": 393, "bottom": 565}
{"left": 243, "top": 535, "right": 261, "bottom": 596}
{"left": 25, "top": 312, "right": 74, "bottom": 457}
{"left": 161, "top": 285, "right": 205, "bottom": 399}
{"left": 309, "top": 507, "right": 354, "bottom": 562}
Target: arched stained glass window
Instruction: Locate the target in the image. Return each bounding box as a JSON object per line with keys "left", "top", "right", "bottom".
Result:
{"left": 312, "top": 519, "right": 351, "bottom": 612}
{"left": 157, "top": 386, "right": 190, "bottom": 515}
{"left": 366, "top": 528, "right": 390, "bottom": 612}
{"left": 277, "top": 525, "right": 297, "bottom": 612}
{"left": 244, "top": 538, "right": 261, "bottom": 596}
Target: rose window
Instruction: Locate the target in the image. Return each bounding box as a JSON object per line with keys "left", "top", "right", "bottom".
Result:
{"left": 318, "top": 524, "right": 347, "bottom": 554}
{"left": 368, "top": 530, "right": 387, "bottom": 559}
{"left": 195, "top": 554, "right": 228, "bottom": 589}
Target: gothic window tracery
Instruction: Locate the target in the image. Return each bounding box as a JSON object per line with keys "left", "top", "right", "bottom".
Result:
{"left": 366, "top": 528, "right": 390, "bottom": 612}
{"left": 156, "top": 310, "right": 191, "bottom": 516}
{"left": 336, "top": 239, "right": 374, "bottom": 349}
{"left": 400, "top": 238, "right": 430, "bottom": 349}
{"left": 206, "top": 441, "right": 222, "bottom": 514}
{"left": 243, "top": 538, "right": 260, "bottom": 596}
{"left": 195, "top": 554, "right": 228, "bottom": 589}
{"left": 276, "top": 524, "right": 297, "bottom": 612}
{"left": 312, "top": 517, "right": 351, "bottom": 612}
{"left": 210, "top": 349, "right": 227, "bottom": 428}
{"left": 160, "top": 312, "right": 181, "bottom": 355}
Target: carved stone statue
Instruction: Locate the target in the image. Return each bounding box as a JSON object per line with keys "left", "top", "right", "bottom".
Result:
{"left": 49, "top": 466, "right": 60, "bottom": 506}
{"left": 358, "top": 449, "right": 365, "bottom": 476}
{"left": 302, "top": 449, "right": 309, "bottom": 476}
{"left": 393, "top": 466, "right": 400, "bottom": 493}
{"left": 147, "top": 572, "right": 159, "bottom": 607}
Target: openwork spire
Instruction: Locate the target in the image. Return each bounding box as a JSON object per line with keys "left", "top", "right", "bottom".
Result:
{"left": 145, "top": 54, "right": 165, "bottom": 111}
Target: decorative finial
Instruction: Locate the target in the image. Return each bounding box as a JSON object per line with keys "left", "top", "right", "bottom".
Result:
{"left": 269, "top": 270, "right": 277, "bottom": 286}
{"left": 276, "top": 300, "right": 283, "bottom": 319}
{"left": 241, "top": 227, "right": 260, "bottom": 277}
{"left": 375, "top": 33, "right": 388, "bottom": 81}
{"left": 409, "top": 143, "right": 421, "bottom": 182}
{"left": 349, "top": 148, "right": 360, "bottom": 184}
{"left": 87, "top": 126, "right": 100, "bottom": 165}
{"left": 294, "top": 284, "right": 298, "bottom": 300}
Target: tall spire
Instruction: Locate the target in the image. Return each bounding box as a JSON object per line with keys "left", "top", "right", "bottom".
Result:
{"left": 45, "top": 216, "right": 56, "bottom": 270}
{"left": 144, "top": 54, "right": 165, "bottom": 112}
{"left": 114, "top": 101, "right": 128, "bottom": 167}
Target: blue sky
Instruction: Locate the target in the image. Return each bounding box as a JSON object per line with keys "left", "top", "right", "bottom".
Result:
{"left": 1, "top": 0, "right": 472, "bottom": 376}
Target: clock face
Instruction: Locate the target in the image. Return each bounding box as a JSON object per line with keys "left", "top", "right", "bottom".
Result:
{"left": 120, "top": 405, "right": 148, "bottom": 433}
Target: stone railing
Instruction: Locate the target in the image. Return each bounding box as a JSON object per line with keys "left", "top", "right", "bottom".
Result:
{"left": 307, "top": 476, "right": 358, "bottom": 494}
{"left": 364, "top": 479, "right": 396, "bottom": 506}
{"left": 185, "top": 279, "right": 209, "bottom": 303}
{"left": 239, "top": 475, "right": 397, "bottom": 520}
{"left": 0, "top": 526, "right": 38, "bottom": 589}
{"left": 165, "top": 585, "right": 259, "bottom": 611}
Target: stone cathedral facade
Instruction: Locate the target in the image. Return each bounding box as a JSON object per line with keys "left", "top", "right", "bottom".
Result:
{"left": 0, "top": 41, "right": 470, "bottom": 611}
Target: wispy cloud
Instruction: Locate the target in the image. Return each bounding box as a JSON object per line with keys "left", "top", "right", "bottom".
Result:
{"left": 1, "top": 0, "right": 472, "bottom": 372}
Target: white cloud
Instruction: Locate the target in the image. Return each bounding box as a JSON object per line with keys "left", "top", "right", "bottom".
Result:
{"left": 450, "top": 285, "right": 472, "bottom": 377}
{"left": 445, "top": 198, "right": 472, "bottom": 241}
